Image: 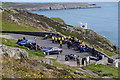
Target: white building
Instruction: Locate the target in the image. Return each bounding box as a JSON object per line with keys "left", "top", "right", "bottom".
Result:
{"left": 79, "top": 22, "right": 88, "bottom": 29}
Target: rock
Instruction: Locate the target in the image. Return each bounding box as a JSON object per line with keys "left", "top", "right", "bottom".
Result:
{"left": 0, "top": 45, "right": 28, "bottom": 59}
{"left": 56, "top": 67, "right": 63, "bottom": 70}
{"left": 40, "top": 59, "right": 53, "bottom": 65}
{"left": 43, "top": 68, "right": 48, "bottom": 72}
{"left": 74, "top": 71, "right": 84, "bottom": 75}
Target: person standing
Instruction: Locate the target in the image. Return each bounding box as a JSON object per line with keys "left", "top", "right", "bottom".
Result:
{"left": 92, "top": 48, "right": 95, "bottom": 56}
{"left": 86, "top": 56, "right": 90, "bottom": 65}
{"left": 61, "top": 37, "right": 65, "bottom": 44}
{"left": 67, "top": 41, "right": 71, "bottom": 49}
{"left": 55, "top": 37, "right": 58, "bottom": 43}
{"left": 23, "top": 37, "right": 26, "bottom": 40}
{"left": 76, "top": 56, "right": 80, "bottom": 67}
{"left": 52, "top": 36, "right": 55, "bottom": 43}
{"left": 60, "top": 40, "right": 63, "bottom": 48}
{"left": 58, "top": 37, "right": 61, "bottom": 43}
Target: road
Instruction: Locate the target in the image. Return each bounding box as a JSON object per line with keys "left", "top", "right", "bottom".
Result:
{"left": 3, "top": 33, "right": 96, "bottom": 66}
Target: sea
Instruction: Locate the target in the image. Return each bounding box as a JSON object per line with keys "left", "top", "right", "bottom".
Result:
{"left": 31, "top": 2, "right": 118, "bottom": 46}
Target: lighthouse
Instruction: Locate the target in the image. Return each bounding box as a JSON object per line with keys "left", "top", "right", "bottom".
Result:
{"left": 79, "top": 22, "right": 88, "bottom": 29}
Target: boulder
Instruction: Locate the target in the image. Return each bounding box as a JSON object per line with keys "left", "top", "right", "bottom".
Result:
{"left": 40, "top": 59, "right": 53, "bottom": 65}
{"left": 0, "top": 45, "right": 28, "bottom": 59}
{"left": 74, "top": 71, "right": 84, "bottom": 75}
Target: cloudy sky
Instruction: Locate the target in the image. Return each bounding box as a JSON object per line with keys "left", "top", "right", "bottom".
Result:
{"left": 1, "top": 0, "right": 119, "bottom": 2}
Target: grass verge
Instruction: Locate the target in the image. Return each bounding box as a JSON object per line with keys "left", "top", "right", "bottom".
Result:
{"left": 82, "top": 64, "right": 119, "bottom": 78}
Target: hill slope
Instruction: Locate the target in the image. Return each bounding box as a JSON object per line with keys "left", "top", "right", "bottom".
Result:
{"left": 1, "top": 8, "right": 117, "bottom": 56}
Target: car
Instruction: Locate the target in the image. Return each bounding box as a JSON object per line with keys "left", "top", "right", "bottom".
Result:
{"left": 41, "top": 47, "right": 62, "bottom": 55}
{"left": 17, "top": 40, "right": 36, "bottom": 48}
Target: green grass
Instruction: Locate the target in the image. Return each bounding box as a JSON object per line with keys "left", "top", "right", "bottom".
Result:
{"left": 82, "top": 64, "right": 119, "bottom": 78}
{"left": 0, "top": 37, "right": 45, "bottom": 57}
{"left": 48, "top": 58, "right": 57, "bottom": 61}
{"left": 1, "top": 19, "right": 41, "bottom": 31}
{"left": 50, "top": 17, "right": 65, "bottom": 24}
{"left": 85, "top": 41, "right": 116, "bottom": 57}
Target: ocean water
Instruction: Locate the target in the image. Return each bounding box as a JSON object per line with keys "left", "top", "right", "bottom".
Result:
{"left": 31, "top": 2, "right": 118, "bottom": 45}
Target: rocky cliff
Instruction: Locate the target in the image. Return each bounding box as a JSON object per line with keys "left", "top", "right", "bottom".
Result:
{"left": 1, "top": 8, "right": 117, "bottom": 54}
{"left": 0, "top": 45, "right": 28, "bottom": 59}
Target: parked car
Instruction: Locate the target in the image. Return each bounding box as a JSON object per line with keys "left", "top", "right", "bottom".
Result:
{"left": 41, "top": 47, "right": 62, "bottom": 55}
{"left": 17, "top": 40, "right": 36, "bottom": 49}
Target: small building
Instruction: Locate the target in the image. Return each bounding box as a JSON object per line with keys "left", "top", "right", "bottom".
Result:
{"left": 79, "top": 22, "right": 88, "bottom": 29}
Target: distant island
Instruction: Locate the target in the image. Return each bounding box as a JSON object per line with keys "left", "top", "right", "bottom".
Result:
{"left": 2, "top": 2, "right": 101, "bottom": 11}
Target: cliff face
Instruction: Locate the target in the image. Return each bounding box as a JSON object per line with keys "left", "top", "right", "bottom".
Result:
{"left": 1, "top": 8, "right": 117, "bottom": 53}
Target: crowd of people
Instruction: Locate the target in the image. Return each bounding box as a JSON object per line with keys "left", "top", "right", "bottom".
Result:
{"left": 51, "top": 35, "right": 88, "bottom": 52}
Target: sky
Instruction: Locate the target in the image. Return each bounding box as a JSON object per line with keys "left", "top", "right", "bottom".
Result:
{"left": 1, "top": 0, "right": 120, "bottom": 2}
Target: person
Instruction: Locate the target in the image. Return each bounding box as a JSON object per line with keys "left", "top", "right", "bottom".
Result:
{"left": 92, "top": 48, "right": 95, "bottom": 56}
{"left": 52, "top": 36, "right": 55, "bottom": 43}
{"left": 82, "top": 57, "right": 87, "bottom": 66}
{"left": 102, "top": 54, "right": 105, "bottom": 59}
{"left": 76, "top": 56, "right": 80, "bottom": 67}
{"left": 63, "top": 36, "right": 66, "bottom": 39}
{"left": 23, "top": 37, "right": 26, "bottom": 40}
{"left": 86, "top": 56, "right": 90, "bottom": 65}
{"left": 58, "top": 37, "right": 61, "bottom": 43}
{"left": 84, "top": 44, "right": 88, "bottom": 52}
{"left": 17, "top": 39, "right": 22, "bottom": 44}
{"left": 37, "top": 45, "right": 40, "bottom": 50}
{"left": 73, "top": 54, "right": 77, "bottom": 61}
{"left": 55, "top": 37, "right": 58, "bottom": 43}
{"left": 99, "top": 54, "right": 103, "bottom": 60}
{"left": 67, "top": 40, "right": 71, "bottom": 49}
{"left": 68, "top": 36, "right": 71, "bottom": 39}
{"left": 60, "top": 40, "right": 62, "bottom": 48}
{"left": 61, "top": 37, "right": 65, "bottom": 43}
{"left": 79, "top": 46, "right": 84, "bottom": 52}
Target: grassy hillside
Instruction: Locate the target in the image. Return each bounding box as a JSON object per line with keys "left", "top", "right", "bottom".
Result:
{"left": 1, "top": 20, "right": 40, "bottom": 31}
{"left": 50, "top": 17, "right": 65, "bottom": 24}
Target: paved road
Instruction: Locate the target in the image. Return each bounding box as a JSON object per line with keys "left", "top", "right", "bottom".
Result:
{"left": 5, "top": 33, "right": 96, "bottom": 66}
